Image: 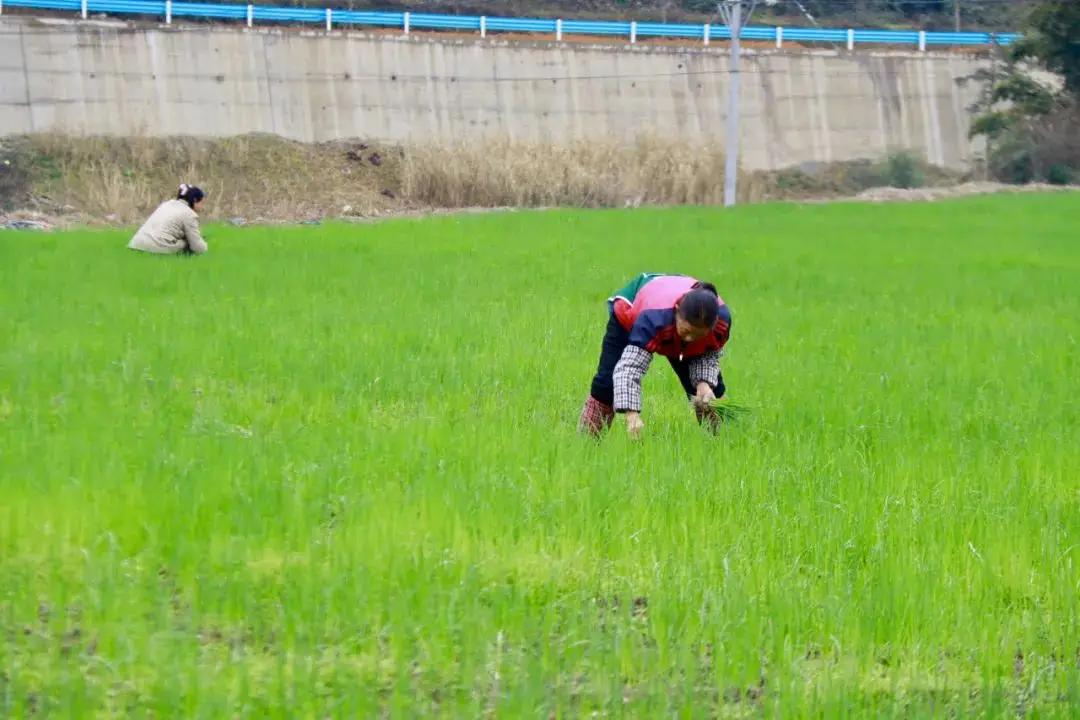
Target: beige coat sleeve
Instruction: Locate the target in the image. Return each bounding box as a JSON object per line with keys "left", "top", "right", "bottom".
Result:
{"left": 181, "top": 211, "right": 208, "bottom": 254}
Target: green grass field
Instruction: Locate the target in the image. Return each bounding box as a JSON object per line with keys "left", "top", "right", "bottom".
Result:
{"left": 2, "top": 194, "right": 1079, "bottom": 716}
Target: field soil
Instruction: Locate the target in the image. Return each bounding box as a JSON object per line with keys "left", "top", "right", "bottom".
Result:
{"left": 0, "top": 132, "right": 1007, "bottom": 230}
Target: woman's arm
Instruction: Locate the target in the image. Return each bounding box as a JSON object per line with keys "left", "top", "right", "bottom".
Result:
{"left": 612, "top": 344, "right": 653, "bottom": 414}
{"left": 182, "top": 212, "right": 209, "bottom": 254}
{"left": 688, "top": 349, "right": 726, "bottom": 398}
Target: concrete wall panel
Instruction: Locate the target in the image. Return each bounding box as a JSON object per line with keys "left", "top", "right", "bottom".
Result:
{"left": 0, "top": 16, "right": 998, "bottom": 170}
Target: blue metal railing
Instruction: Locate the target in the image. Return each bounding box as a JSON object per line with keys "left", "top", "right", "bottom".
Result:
{"left": 0, "top": 0, "right": 1021, "bottom": 49}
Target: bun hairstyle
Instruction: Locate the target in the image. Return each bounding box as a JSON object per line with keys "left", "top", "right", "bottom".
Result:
{"left": 677, "top": 280, "right": 720, "bottom": 328}
{"left": 177, "top": 183, "right": 205, "bottom": 210}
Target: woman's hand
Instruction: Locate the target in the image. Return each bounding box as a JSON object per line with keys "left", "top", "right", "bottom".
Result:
{"left": 625, "top": 411, "right": 644, "bottom": 438}
{"left": 693, "top": 382, "right": 716, "bottom": 409}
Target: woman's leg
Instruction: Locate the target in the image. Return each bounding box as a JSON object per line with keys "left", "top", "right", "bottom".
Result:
{"left": 579, "top": 311, "right": 629, "bottom": 435}
{"left": 666, "top": 356, "right": 722, "bottom": 432}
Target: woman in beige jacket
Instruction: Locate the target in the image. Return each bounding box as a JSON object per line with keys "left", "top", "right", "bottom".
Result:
{"left": 128, "top": 184, "right": 209, "bottom": 255}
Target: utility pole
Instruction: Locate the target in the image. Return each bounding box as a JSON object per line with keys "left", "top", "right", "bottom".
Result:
{"left": 720, "top": 0, "right": 759, "bottom": 208}
{"left": 954, "top": 0, "right": 961, "bottom": 32}
{"left": 723, "top": 0, "right": 741, "bottom": 208}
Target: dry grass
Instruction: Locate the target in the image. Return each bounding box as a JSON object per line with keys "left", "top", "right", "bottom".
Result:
{"left": 401, "top": 133, "right": 768, "bottom": 209}
{"left": 0, "top": 131, "right": 977, "bottom": 226}
{"left": 5, "top": 133, "right": 404, "bottom": 223}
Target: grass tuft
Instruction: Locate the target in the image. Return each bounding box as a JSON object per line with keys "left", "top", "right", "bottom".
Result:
{"left": 709, "top": 399, "right": 754, "bottom": 423}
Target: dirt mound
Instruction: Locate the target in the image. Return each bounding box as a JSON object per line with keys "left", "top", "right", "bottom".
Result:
{"left": 851, "top": 181, "right": 1080, "bottom": 203}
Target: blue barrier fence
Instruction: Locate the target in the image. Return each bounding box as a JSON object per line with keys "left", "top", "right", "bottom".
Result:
{"left": 0, "top": 0, "right": 1021, "bottom": 50}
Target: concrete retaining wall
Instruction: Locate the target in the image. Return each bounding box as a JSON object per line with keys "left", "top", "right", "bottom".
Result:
{"left": 0, "top": 15, "right": 995, "bottom": 170}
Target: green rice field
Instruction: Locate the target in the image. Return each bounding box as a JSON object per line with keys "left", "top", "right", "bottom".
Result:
{"left": 2, "top": 194, "right": 1079, "bottom": 716}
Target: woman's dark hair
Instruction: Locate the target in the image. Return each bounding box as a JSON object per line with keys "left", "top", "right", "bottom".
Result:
{"left": 177, "top": 183, "right": 205, "bottom": 209}
{"left": 678, "top": 281, "right": 719, "bottom": 328}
